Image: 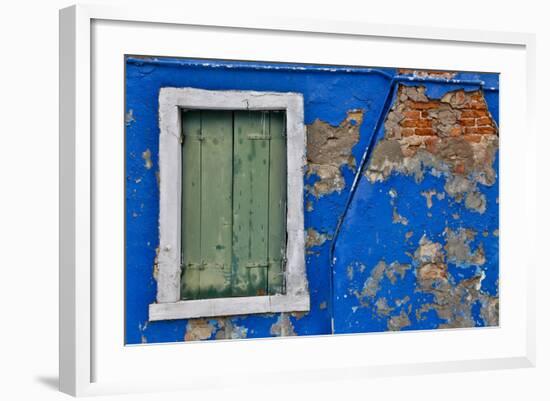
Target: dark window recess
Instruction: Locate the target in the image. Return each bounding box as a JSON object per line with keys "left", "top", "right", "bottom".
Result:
{"left": 180, "top": 110, "right": 287, "bottom": 300}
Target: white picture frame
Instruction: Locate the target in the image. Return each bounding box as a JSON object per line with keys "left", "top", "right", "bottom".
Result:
{"left": 59, "top": 3, "right": 536, "bottom": 397}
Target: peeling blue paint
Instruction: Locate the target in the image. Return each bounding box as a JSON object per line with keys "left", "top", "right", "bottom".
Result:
{"left": 125, "top": 57, "right": 499, "bottom": 344}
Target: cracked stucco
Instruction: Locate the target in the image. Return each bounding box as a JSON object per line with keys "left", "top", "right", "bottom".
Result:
{"left": 306, "top": 109, "right": 363, "bottom": 197}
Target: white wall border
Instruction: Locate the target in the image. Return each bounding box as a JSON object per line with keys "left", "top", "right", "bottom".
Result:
{"left": 59, "top": 3, "right": 536, "bottom": 397}
{"left": 152, "top": 88, "right": 309, "bottom": 320}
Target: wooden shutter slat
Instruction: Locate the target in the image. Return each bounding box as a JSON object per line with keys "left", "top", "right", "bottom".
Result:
{"left": 232, "top": 111, "right": 270, "bottom": 296}
{"left": 267, "top": 111, "right": 287, "bottom": 295}
{"left": 199, "top": 110, "right": 233, "bottom": 298}
{"left": 180, "top": 110, "right": 202, "bottom": 300}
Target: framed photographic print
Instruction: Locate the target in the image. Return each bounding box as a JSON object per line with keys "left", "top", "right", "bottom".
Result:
{"left": 59, "top": 4, "right": 536, "bottom": 396}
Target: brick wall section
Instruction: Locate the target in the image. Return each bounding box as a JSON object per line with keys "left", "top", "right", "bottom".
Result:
{"left": 384, "top": 85, "right": 498, "bottom": 175}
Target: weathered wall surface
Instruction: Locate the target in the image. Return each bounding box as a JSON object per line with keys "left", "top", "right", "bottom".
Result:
{"left": 125, "top": 58, "right": 499, "bottom": 344}
{"left": 333, "top": 80, "right": 499, "bottom": 333}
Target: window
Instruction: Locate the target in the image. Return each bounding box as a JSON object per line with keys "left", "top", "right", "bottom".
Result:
{"left": 149, "top": 88, "right": 309, "bottom": 320}
{"left": 180, "top": 110, "right": 286, "bottom": 300}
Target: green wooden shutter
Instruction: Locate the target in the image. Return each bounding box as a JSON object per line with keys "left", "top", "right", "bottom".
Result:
{"left": 266, "top": 111, "right": 287, "bottom": 295}
{"left": 180, "top": 110, "right": 286, "bottom": 300}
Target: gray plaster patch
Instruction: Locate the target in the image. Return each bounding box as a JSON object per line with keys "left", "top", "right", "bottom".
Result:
{"left": 306, "top": 110, "right": 363, "bottom": 197}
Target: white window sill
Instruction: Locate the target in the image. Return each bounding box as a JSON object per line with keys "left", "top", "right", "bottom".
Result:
{"left": 149, "top": 294, "right": 310, "bottom": 321}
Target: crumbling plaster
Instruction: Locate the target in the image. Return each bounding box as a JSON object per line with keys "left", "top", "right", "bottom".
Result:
{"left": 125, "top": 57, "right": 499, "bottom": 343}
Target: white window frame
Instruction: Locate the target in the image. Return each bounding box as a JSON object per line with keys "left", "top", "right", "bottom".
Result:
{"left": 149, "top": 87, "right": 309, "bottom": 321}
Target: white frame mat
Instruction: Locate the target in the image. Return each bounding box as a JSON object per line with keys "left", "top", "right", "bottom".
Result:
{"left": 59, "top": 4, "right": 536, "bottom": 397}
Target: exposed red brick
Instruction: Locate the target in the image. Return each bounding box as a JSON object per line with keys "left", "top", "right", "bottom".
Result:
{"left": 473, "top": 110, "right": 490, "bottom": 118}
{"left": 401, "top": 118, "right": 432, "bottom": 128}
{"left": 409, "top": 101, "right": 441, "bottom": 110}
{"left": 381, "top": 86, "right": 498, "bottom": 166}
{"left": 449, "top": 127, "right": 463, "bottom": 137}
{"left": 470, "top": 101, "right": 487, "bottom": 110}
{"left": 476, "top": 117, "right": 492, "bottom": 126}
{"left": 460, "top": 110, "right": 477, "bottom": 118}
{"left": 401, "top": 119, "right": 417, "bottom": 128}
{"left": 415, "top": 128, "right": 437, "bottom": 136}
{"left": 465, "top": 127, "right": 496, "bottom": 135}
{"left": 418, "top": 119, "right": 433, "bottom": 128}
{"left": 470, "top": 92, "right": 483, "bottom": 100}
{"left": 459, "top": 118, "right": 475, "bottom": 127}
{"left": 403, "top": 111, "right": 421, "bottom": 119}
{"left": 424, "top": 137, "right": 439, "bottom": 153}
{"left": 454, "top": 162, "right": 466, "bottom": 175}
{"left": 464, "top": 134, "right": 482, "bottom": 143}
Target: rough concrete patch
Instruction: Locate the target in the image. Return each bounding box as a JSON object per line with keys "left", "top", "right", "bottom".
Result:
{"left": 354, "top": 260, "right": 411, "bottom": 306}
{"left": 125, "top": 109, "right": 136, "bottom": 126}
{"left": 385, "top": 261, "right": 412, "bottom": 284}
{"left": 152, "top": 246, "right": 159, "bottom": 282}
{"left": 214, "top": 318, "right": 249, "bottom": 340}
{"left": 306, "top": 109, "right": 364, "bottom": 197}
{"left": 375, "top": 297, "right": 393, "bottom": 316}
{"left": 365, "top": 140, "right": 404, "bottom": 182}
{"left": 359, "top": 261, "right": 387, "bottom": 299}
{"left": 465, "top": 191, "right": 487, "bottom": 214}
{"left": 414, "top": 235, "right": 445, "bottom": 264}
{"left": 306, "top": 165, "right": 345, "bottom": 196}
{"left": 305, "top": 228, "right": 328, "bottom": 248}
{"left": 414, "top": 235, "right": 447, "bottom": 284}
{"left": 428, "top": 105, "right": 461, "bottom": 138}
{"left": 388, "top": 310, "right": 411, "bottom": 331}
{"left": 445, "top": 228, "right": 486, "bottom": 266}
{"left": 270, "top": 313, "right": 297, "bottom": 337}
{"left": 347, "top": 265, "right": 354, "bottom": 281}
{"left": 392, "top": 208, "right": 409, "bottom": 225}
{"left": 417, "top": 275, "right": 498, "bottom": 329}
{"left": 291, "top": 311, "right": 307, "bottom": 320}
{"left": 138, "top": 321, "right": 149, "bottom": 344}
{"left": 411, "top": 233, "right": 498, "bottom": 328}
{"left": 184, "top": 319, "right": 216, "bottom": 341}
{"left": 421, "top": 189, "right": 437, "bottom": 209}
{"left": 389, "top": 187, "right": 409, "bottom": 225}
{"left": 480, "top": 297, "right": 499, "bottom": 326}
{"left": 142, "top": 149, "right": 153, "bottom": 170}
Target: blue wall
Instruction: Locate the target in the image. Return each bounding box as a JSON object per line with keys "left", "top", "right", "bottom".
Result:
{"left": 125, "top": 57, "right": 499, "bottom": 344}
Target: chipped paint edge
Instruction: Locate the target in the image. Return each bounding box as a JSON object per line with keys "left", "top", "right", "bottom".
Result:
{"left": 154, "top": 87, "right": 309, "bottom": 318}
